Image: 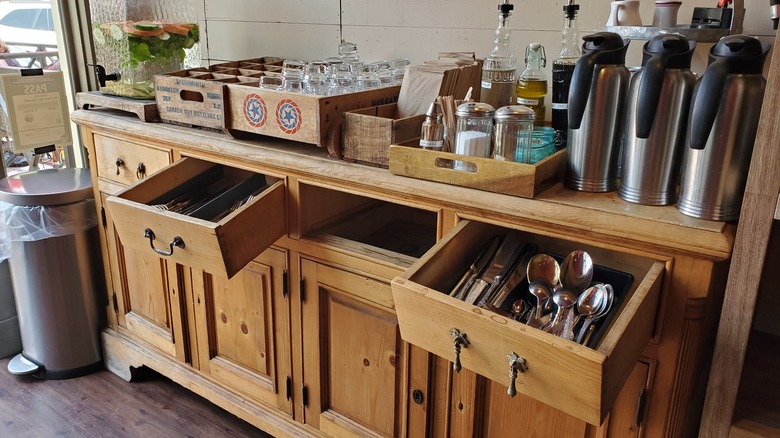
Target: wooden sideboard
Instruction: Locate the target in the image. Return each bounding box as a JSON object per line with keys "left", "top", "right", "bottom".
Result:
{"left": 73, "top": 107, "right": 734, "bottom": 438}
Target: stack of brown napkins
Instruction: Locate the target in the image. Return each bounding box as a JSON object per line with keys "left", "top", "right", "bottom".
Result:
{"left": 396, "top": 52, "right": 481, "bottom": 118}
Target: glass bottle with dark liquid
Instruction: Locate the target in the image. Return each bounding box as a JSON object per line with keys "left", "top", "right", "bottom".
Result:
{"left": 551, "top": 2, "right": 582, "bottom": 149}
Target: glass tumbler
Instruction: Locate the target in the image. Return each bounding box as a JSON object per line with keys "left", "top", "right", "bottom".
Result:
{"left": 493, "top": 105, "right": 535, "bottom": 162}
{"left": 356, "top": 63, "right": 380, "bottom": 90}
{"left": 304, "top": 60, "right": 329, "bottom": 95}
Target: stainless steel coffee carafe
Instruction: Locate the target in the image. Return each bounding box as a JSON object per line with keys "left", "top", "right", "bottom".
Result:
{"left": 566, "top": 32, "right": 630, "bottom": 192}
{"left": 677, "top": 35, "right": 770, "bottom": 221}
{"left": 620, "top": 34, "right": 696, "bottom": 205}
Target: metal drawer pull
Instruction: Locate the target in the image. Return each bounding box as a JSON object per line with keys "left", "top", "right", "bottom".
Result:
{"left": 450, "top": 328, "right": 469, "bottom": 373}
{"left": 136, "top": 162, "right": 147, "bottom": 179}
{"left": 115, "top": 158, "right": 124, "bottom": 175}
{"left": 506, "top": 352, "right": 528, "bottom": 397}
{"left": 144, "top": 228, "right": 185, "bottom": 256}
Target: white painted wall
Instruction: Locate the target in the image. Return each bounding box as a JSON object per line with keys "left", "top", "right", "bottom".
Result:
{"left": 199, "top": 0, "right": 776, "bottom": 78}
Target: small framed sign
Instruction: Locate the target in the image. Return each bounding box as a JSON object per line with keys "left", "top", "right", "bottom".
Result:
{"left": 1, "top": 70, "right": 72, "bottom": 153}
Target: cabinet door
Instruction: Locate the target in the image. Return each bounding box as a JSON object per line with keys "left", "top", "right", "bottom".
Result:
{"left": 300, "top": 258, "right": 407, "bottom": 438}
{"left": 191, "top": 247, "right": 293, "bottom": 416}
{"left": 104, "top": 193, "right": 189, "bottom": 362}
{"left": 443, "top": 360, "right": 651, "bottom": 437}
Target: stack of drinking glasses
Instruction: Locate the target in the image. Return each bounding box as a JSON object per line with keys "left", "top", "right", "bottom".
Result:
{"left": 257, "top": 41, "right": 409, "bottom": 96}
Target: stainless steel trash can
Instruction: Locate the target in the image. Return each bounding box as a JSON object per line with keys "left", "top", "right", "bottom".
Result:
{"left": 0, "top": 168, "right": 104, "bottom": 379}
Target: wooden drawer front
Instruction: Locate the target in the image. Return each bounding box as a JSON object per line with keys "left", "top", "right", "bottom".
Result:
{"left": 107, "top": 157, "right": 286, "bottom": 279}
{"left": 391, "top": 220, "right": 664, "bottom": 425}
{"left": 94, "top": 134, "right": 172, "bottom": 186}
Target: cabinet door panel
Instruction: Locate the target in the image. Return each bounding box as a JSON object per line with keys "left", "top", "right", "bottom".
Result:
{"left": 114, "top": 227, "right": 187, "bottom": 361}
{"left": 194, "top": 248, "right": 292, "bottom": 415}
{"left": 301, "top": 259, "right": 405, "bottom": 438}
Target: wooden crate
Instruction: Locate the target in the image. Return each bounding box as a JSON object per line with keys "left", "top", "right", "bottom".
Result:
{"left": 154, "top": 69, "right": 230, "bottom": 130}
{"left": 343, "top": 103, "right": 425, "bottom": 168}
{"left": 388, "top": 145, "right": 565, "bottom": 198}
{"left": 226, "top": 84, "right": 401, "bottom": 156}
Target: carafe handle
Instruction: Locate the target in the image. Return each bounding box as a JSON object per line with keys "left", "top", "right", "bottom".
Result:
{"left": 636, "top": 51, "right": 667, "bottom": 138}
{"left": 568, "top": 49, "right": 598, "bottom": 130}
{"left": 689, "top": 57, "right": 730, "bottom": 150}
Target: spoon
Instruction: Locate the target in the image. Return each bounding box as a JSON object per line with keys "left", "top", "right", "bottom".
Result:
{"left": 545, "top": 288, "right": 577, "bottom": 334}
{"left": 560, "top": 250, "right": 594, "bottom": 294}
{"left": 576, "top": 284, "right": 614, "bottom": 345}
{"left": 527, "top": 253, "right": 560, "bottom": 286}
{"left": 527, "top": 281, "right": 552, "bottom": 323}
{"left": 526, "top": 254, "right": 560, "bottom": 319}
{"left": 563, "top": 284, "right": 607, "bottom": 340}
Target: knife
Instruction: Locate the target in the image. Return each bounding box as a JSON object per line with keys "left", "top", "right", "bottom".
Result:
{"left": 463, "top": 231, "right": 526, "bottom": 305}
{"left": 450, "top": 236, "right": 502, "bottom": 300}
{"left": 483, "top": 244, "right": 537, "bottom": 308}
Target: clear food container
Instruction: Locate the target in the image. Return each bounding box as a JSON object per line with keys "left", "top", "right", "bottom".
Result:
{"left": 90, "top": 0, "right": 201, "bottom": 99}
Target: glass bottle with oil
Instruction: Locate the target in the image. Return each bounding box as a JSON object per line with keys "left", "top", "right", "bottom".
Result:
{"left": 516, "top": 43, "right": 548, "bottom": 125}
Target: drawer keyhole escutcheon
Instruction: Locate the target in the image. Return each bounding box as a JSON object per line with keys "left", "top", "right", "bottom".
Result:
{"left": 136, "top": 162, "right": 147, "bottom": 179}
{"left": 506, "top": 352, "right": 528, "bottom": 397}
{"left": 144, "top": 228, "right": 185, "bottom": 257}
{"left": 450, "top": 328, "right": 469, "bottom": 373}
{"left": 115, "top": 158, "right": 124, "bottom": 175}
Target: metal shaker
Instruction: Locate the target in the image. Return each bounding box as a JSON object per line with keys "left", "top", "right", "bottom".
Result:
{"left": 566, "top": 32, "right": 630, "bottom": 192}
{"left": 619, "top": 34, "right": 696, "bottom": 205}
{"left": 677, "top": 35, "right": 770, "bottom": 221}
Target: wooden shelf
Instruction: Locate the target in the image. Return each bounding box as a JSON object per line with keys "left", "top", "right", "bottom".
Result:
{"left": 731, "top": 331, "right": 780, "bottom": 436}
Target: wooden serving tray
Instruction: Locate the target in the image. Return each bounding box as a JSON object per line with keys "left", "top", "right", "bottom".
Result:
{"left": 388, "top": 145, "right": 565, "bottom": 198}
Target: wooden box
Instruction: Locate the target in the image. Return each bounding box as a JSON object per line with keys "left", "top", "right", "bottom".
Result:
{"left": 391, "top": 219, "right": 665, "bottom": 425}
{"left": 226, "top": 83, "right": 401, "bottom": 155}
{"left": 343, "top": 103, "right": 425, "bottom": 168}
{"left": 388, "top": 145, "right": 565, "bottom": 198}
{"left": 154, "top": 58, "right": 285, "bottom": 130}
{"left": 107, "top": 157, "right": 286, "bottom": 279}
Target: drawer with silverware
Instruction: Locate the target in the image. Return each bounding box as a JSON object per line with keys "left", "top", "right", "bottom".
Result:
{"left": 391, "top": 219, "right": 665, "bottom": 425}
{"left": 107, "top": 157, "right": 286, "bottom": 279}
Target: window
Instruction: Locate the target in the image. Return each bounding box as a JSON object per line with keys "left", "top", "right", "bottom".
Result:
{"left": 0, "top": 9, "right": 41, "bottom": 29}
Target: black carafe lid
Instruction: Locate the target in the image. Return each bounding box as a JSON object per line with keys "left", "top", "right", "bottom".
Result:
{"left": 568, "top": 32, "right": 630, "bottom": 129}
{"left": 635, "top": 34, "right": 696, "bottom": 138}
{"left": 689, "top": 35, "right": 771, "bottom": 149}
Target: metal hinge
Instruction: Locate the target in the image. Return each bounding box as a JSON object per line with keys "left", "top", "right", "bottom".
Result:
{"left": 635, "top": 389, "right": 647, "bottom": 427}
{"left": 299, "top": 278, "right": 305, "bottom": 303}
{"left": 282, "top": 271, "right": 288, "bottom": 298}
{"left": 286, "top": 376, "right": 292, "bottom": 401}
{"left": 101, "top": 206, "right": 107, "bottom": 228}
{"left": 302, "top": 385, "right": 309, "bottom": 407}
{"left": 111, "top": 291, "right": 118, "bottom": 314}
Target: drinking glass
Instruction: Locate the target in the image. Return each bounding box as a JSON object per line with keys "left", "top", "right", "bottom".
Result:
{"left": 304, "top": 60, "right": 329, "bottom": 95}
{"left": 390, "top": 58, "right": 410, "bottom": 85}
{"left": 259, "top": 75, "right": 282, "bottom": 90}
{"left": 355, "top": 63, "right": 380, "bottom": 90}
{"left": 328, "top": 63, "right": 354, "bottom": 95}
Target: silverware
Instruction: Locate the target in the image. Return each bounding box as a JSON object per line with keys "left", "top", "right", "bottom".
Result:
{"left": 484, "top": 245, "right": 536, "bottom": 308}
{"left": 463, "top": 231, "right": 526, "bottom": 304}
{"left": 450, "top": 236, "right": 502, "bottom": 299}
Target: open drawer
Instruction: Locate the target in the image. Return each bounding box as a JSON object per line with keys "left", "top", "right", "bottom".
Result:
{"left": 390, "top": 220, "right": 664, "bottom": 425}
{"left": 107, "top": 157, "right": 286, "bottom": 278}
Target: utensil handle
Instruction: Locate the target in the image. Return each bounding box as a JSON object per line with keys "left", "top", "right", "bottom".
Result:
{"left": 464, "top": 279, "right": 489, "bottom": 304}
{"left": 576, "top": 317, "right": 595, "bottom": 344}
{"left": 449, "top": 270, "right": 474, "bottom": 297}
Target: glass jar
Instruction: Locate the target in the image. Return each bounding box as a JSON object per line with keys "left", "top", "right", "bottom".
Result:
{"left": 454, "top": 102, "right": 495, "bottom": 171}
{"left": 90, "top": 0, "right": 201, "bottom": 99}
{"left": 493, "top": 105, "right": 535, "bottom": 162}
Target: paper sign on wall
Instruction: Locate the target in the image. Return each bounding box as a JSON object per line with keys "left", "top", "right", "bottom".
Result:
{"left": 1, "top": 70, "right": 72, "bottom": 153}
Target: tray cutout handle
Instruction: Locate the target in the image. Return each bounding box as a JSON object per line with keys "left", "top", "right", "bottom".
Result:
{"left": 144, "top": 228, "right": 185, "bottom": 257}
{"left": 435, "top": 157, "right": 479, "bottom": 173}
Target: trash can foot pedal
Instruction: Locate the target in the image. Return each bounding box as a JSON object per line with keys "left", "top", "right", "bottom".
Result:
{"left": 7, "top": 354, "right": 40, "bottom": 376}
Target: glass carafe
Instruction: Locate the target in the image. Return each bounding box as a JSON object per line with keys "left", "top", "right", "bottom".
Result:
{"left": 90, "top": 0, "right": 201, "bottom": 99}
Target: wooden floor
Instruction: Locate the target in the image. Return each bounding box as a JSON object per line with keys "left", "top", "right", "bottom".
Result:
{"left": 0, "top": 356, "right": 274, "bottom": 437}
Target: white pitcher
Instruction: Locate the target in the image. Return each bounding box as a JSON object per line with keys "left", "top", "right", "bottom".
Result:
{"left": 606, "top": 0, "right": 643, "bottom": 26}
